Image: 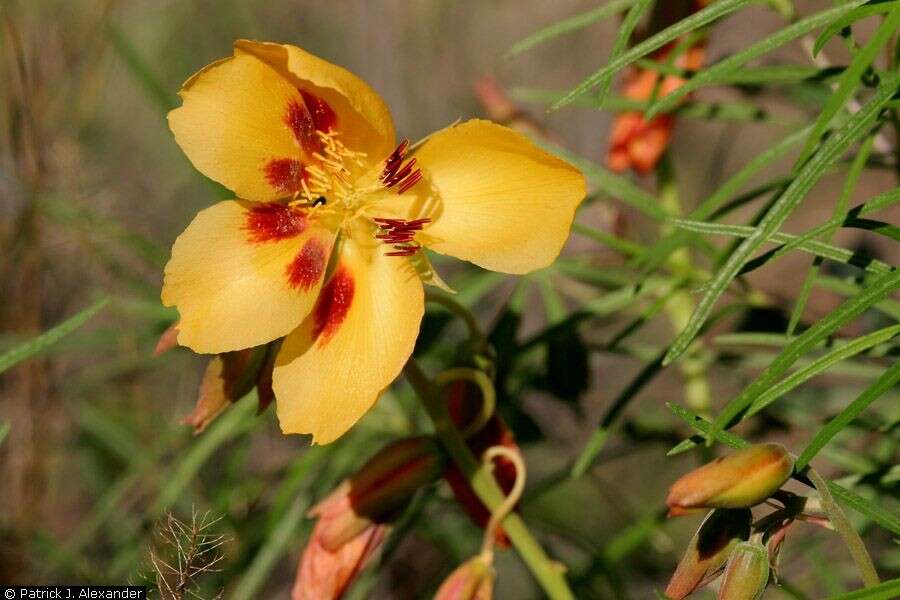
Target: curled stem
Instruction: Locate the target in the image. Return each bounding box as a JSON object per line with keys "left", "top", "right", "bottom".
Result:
{"left": 479, "top": 446, "right": 526, "bottom": 560}
{"left": 425, "top": 289, "right": 490, "bottom": 357}
{"left": 435, "top": 367, "right": 497, "bottom": 439}
{"left": 403, "top": 359, "right": 574, "bottom": 600}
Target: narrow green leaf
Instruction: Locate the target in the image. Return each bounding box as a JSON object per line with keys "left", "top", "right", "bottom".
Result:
{"left": 843, "top": 218, "right": 900, "bottom": 242}
{"left": 668, "top": 403, "right": 900, "bottom": 535}
{"left": 745, "top": 324, "right": 900, "bottom": 417}
{"left": 571, "top": 351, "right": 666, "bottom": 477}
{"left": 797, "top": 4, "right": 900, "bottom": 166}
{"left": 105, "top": 23, "right": 176, "bottom": 113}
{"left": 670, "top": 218, "right": 894, "bottom": 276}
{"left": 0, "top": 422, "right": 9, "bottom": 447}
{"left": 797, "top": 361, "right": 900, "bottom": 470}
{"left": 817, "top": 276, "right": 900, "bottom": 322}
{"left": 550, "top": 0, "right": 755, "bottom": 110}
{"left": 808, "top": 468, "right": 880, "bottom": 588}
{"left": 508, "top": 0, "right": 638, "bottom": 57}
{"left": 814, "top": 3, "right": 898, "bottom": 57}
{"left": 788, "top": 134, "right": 874, "bottom": 335}
{"left": 0, "top": 297, "right": 109, "bottom": 375}
{"left": 594, "top": 0, "right": 655, "bottom": 108}
{"left": 637, "top": 126, "right": 810, "bottom": 274}
{"left": 825, "top": 578, "right": 900, "bottom": 600}
{"left": 645, "top": 1, "right": 868, "bottom": 119}
{"left": 572, "top": 222, "right": 646, "bottom": 258}
{"left": 664, "top": 72, "right": 900, "bottom": 366}
{"left": 708, "top": 269, "right": 900, "bottom": 442}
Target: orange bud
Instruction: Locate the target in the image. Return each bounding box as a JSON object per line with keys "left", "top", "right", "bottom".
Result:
{"left": 312, "top": 436, "right": 444, "bottom": 551}
{"left": 292, "top": 519, "right": 388, "bottom": 600}
{"left": 717, "top": 541, "right": 770, "bottom": 600}
{"left": 665, "top": 508, "right": 752, "bottom": 600}
{"left": 154, "top": 322, "right": 180, "bottom": 356}
{"left": 434, "top": 556, "right": 495, "bottom": 600}
{"left": 667, "top": 443, "right": 794, "bottom": 513}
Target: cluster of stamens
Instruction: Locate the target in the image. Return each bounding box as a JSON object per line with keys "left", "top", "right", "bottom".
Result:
{"left": 380, "top": 139, "right": 423, "bottom": 194}
{"left": 297, "top": 130, "right": 367, "bottom": 205}
{"left": 373, "top": 218, "right": 431, "bottom": 256}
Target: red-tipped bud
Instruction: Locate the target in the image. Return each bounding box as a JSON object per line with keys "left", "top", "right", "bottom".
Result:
{"left": 293, "top": 520, "right": 388, "bottom": 600}
{"left": 434, "top": 555, "right": 495, "bottom": 600}
{"left": 313, "top": 436, "right": 445, "bottom": 551}
{"left": 667, "top": 443, "right": 794, "bottom": 513}
{"left": 182, "top": 346, "right": 274, "bottom": 433}
{"left": 294, "top": 437, "right": 444, "bottom": 599}
{"left": 717, "top": 541, "right": 770, "bottom": 600}
{"left": 665, "top": 508, "right": 752, "bottom": 600}
{"left": 154, "top": 322, "right": 180, "bottom": 356}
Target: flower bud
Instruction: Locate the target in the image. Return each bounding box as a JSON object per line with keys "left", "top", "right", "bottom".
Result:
{"left": 666, "top": 508, "right": 752, "bottom": 600}
{"left": 313, "top": 436, "right": 445, "bottom": 551}
{"left": 293, "top": 520, "right": 388, "bottom": 600}
{"left": 434, "top": 555, "right": 495, "bottom": 600}
{"left": 717, "top": 541, "right": 770, "bottom": 600}
{"left": 667, "top": 443, "right": 794, "bottom": 513}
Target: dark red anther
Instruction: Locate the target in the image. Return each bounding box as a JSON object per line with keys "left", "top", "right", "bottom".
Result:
{"left": 372, "top": 217, "right": 431, "bottom": 257}
{"left": 381, "top": 139, "right": 422, "bottom": 194}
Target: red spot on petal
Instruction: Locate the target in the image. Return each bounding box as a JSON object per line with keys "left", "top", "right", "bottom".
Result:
{"left": 245, "top": 203, "right": 307, "bottom": 244}
{"left": 287, "top": 238, "right": 327, "bottom": 291}
{"left": 301, "top": 90, "right": 338, "bottom": 133}
{"left": 285, "top": 90, "right": 338, "bottom": 153}
{"left": 312, "top": 266, "right": 354, "bottom": 345}
{"left": 264, "top": 158, "right": 307, "bottom": 194}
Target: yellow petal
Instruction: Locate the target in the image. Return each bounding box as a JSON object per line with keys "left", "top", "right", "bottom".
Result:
{"left": 169, "top": 41, "right": 396, "bottom": 201}
{"left": 375, "top": 120, "right": 586, "bottom": 274}
{"left": 273, "top": 239, "right": 424, "bottom": 444}
{"left": 169, "top": 49, "right": 307, "bottom": 200}
{"left": 162, "top": 200, "right": 334, "bottom": 353}
{"left": 236, "top": 40, "right": 396, "bottom": 161}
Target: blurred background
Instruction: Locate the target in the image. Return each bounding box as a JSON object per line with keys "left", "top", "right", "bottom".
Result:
{"left": 1, "top": 0, "right": 897, "bottom": 598}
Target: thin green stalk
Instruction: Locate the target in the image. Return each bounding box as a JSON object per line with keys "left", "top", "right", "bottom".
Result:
{"left": 807, "top": 468, "right": 880, "bottom": 588}
{"left": 404, "top": 359, "right": 575, "bottom": 600}
{"left": 658, "top": 156, "right": 712, "bottom": 412}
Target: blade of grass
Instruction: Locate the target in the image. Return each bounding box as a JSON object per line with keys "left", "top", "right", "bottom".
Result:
{"left": 0, "top": 297, "right": 109, "bottom": 374}
{"left": 814, "top": 3, "right": 898, "bottom": 56}
{"left": 644, "top": 1, "right": 868, "bottom": 119}
{"left": 667, "top": 403, "right": 900, "bottom": 535}
{"left": 807, "top": 468, "right": 880, "bottom": 587}
{"left": 550, "top": 0, "right": 756, "bottom": 110}
{"left": 0, "top": 422, "right": 8, "bottom": 447}
{"left": 824, "top": 578, "right": 900, "bottom": 600}
{"left": 797, "top": 361, "right": 900, "bottom": 471}
{"left": 105, "top": 23, "right": 176, "bottom": 113}
{"left": 707, "top": 269, "right": 900, "bottom": 443}
{"left": 745, "top": 324, "right": 900, "bottom": 417}
{"left": 663, "top": 72, "right": 900, "bottom": 366}
{"left": 636, "top": 126, "right": 810, "bottom": 274}
{"left": 670, "top": 219, "right": 894, "bottom": 276}
{"left": 594, "top": 0, "right": 655, "bottom": 108}
{"left": 797, "top": 4, "right": 900, "bottom": 166}
{"left": 507, "top": 0, "right": 638, "bottom": 57}
{"left": 788, "top": 134, "right": 875, "bottom": 334}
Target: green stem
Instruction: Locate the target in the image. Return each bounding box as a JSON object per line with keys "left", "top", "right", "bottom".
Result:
{"left": 425, "top": 289, "right": 490, "bottom": 356}
{"left": 807, "top": 467, "right": 880, "bottom": 587}
{"left": 658, "top": 155, "right": 713, "bottom": 413}
{"left": 404, "top": 359, "right": 575, "bottom": 600}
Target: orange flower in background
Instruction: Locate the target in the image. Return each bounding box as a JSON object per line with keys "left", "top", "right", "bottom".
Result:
{"left": 162, "top": 40, "right": 586, "bottom": 443}
{"left": 606, "top": 42, "right": 705, "bottom": 174}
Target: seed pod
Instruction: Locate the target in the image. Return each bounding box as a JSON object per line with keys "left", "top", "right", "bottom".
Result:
{"left": 666, "top": 508, "right": 752, "bottom": 599}
{"left": 717, "top": 541, "right": 770, "bottom": 600}
{"left": 667, "top": 443, "right": 794, "bottom": 513}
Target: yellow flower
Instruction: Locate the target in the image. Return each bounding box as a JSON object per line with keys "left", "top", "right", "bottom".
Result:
{"left": 162, "top": 40, "right": 586, "bottom": 443}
